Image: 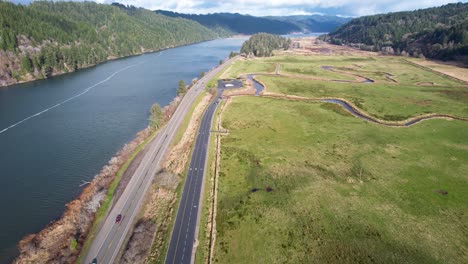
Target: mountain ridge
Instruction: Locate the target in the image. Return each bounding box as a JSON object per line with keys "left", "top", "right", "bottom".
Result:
{"left": 266, "top": 15, "right": 352, "bottom": 33}
{"left": 154, "top": 10, "right": 349, "bottom": 34}
{"left": 154, "top": 10, "right": 300, "bottom": 35}
{"left": 321, "top": 2, "right": 468, "bottom": 63}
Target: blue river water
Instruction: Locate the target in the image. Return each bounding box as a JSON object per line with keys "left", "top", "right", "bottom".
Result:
{"left": 0, "top": 37, "right": 246, "bottom": 263}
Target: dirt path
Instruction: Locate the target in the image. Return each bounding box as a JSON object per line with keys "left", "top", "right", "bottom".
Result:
{"left": 320, "top": 65, "right": 375, "bottom": 83}
{"left": 262, "top": 91, "right": 467, "bottom": 126}
{"left": 252, "top": 70, "right": 375, "bottom": 85}
{"left": 404, "top": 59, "right": 468, "bottom": 84}
{"left": 249, "top": 75, "right": 468, "bottom": 127}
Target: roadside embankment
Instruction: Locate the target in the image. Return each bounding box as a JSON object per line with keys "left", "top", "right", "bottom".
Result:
{"left": 200, "top": 96, "right": 232, "bottom": 264}
{"left": 118, "top": 92, "right": 214, "bottom": 264}
{"left": 14, "top": 93, "right": 185, "bottom": 264}
{"left": 15, "top": 127, "right": 153, "bottom": 264}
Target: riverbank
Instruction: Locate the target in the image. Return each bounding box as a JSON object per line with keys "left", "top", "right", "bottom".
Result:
{"left": 0, "top": 37, "right": 246, "bottom": 263}
{"left": 12, "top": 53, "right": 243, "bottom": 263}
{"left": 13, "top": 86, "right": 187, "bottom": 263}
{"left": 0, "top": 37, "right": 227, "bottom": 89}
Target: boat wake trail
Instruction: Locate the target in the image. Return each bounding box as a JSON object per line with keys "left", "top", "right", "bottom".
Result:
{"left": 0, "top": 62, "right": 143, "bottom": 135}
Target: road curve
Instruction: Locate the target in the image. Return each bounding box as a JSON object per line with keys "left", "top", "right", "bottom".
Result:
{"left": 83, "top": 56, "right": 238, "bottom": 264}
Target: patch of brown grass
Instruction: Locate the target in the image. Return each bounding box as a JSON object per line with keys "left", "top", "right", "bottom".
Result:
{"left": 280, "top": 36, "right": 377, "bottom": 57}
{"left": 409, "top": 58, "right": 468, "bottom": 83}
{"left": 120, "top": 182, "right": 177, "bottom": 264}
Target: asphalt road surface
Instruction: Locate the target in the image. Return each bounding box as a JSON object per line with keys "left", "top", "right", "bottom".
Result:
{"left": 84, "top": 56, "right": 237, "bottom": 264}
{"left": 164, "top": 79, "right": 228, "bottom": 264}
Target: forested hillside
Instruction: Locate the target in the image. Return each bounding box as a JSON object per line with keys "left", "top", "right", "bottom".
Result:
{"left": 0, "top": 1, "right": 219, "bottom": 86}
{"left": 321, "top": 3, "right": 468, "bottom": 63}
{"left": 241, "top": 33, "right": 291, "bottom": 57}
{"left": 155, "top": 10, "right": 301, "bottom": 35}
{"left": 267, "top": 15, "right": 351, "bottom": 33}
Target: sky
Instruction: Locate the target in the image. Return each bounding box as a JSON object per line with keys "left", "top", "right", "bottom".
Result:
{"left": 9, "top": 0, "right": 468, "bottom": 17}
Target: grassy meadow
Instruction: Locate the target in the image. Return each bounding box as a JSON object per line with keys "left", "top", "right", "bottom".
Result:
{"left": 260, "top": 55, "right": 465, "bottom": 86}
{"left": 218, "top": 55, "right": 468, "bottom": 121}
{"left": 257, "top": 75, "right": 468, "bottom": 120}
{"left": 222, "top": 59, "right": 277, "bottom": 78}
{"left": 208, "top": 53, "right": 468, "bottom": 264}
{"left": 214, "top": 96, "right": 468, "bottom": 264}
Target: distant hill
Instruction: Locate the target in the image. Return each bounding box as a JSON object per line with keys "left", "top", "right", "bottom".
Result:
{"left": 266, "top": 15, "right": 352, "bottom": 33}
{"left": 0, "top": 1, "right": 219, "bottom": 86}
{"left": 321, "top": 3, "right": 468, "bottom": 63}
{"left": 155, "top": 10, "right": 301, "bottom": 35}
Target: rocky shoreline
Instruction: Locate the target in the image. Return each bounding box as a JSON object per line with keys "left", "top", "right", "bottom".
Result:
{"left": 13, "top": 93, "right": 184, "bottom": 264}
{"left": 15, "top": 126, "right": 154, "bottom": 264}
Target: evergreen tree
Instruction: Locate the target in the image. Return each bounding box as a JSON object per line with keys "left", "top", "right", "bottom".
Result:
{"left": 323, "top": 3, "right": 468, "bottom": 62}
{"left": 177, "top": 80, "right": 187, "bottom": 95}
{"left": 0, "top": 28, "right": 17, "bottom": 51}
{"left": 20, "top": 54, "right": 33, "bottom": 73}
{"left": 228, "top": 51, "right": 238, "bottom": 58}
{"left": 0, "top": 1, "right": 220, "bottom": 81}
{"left": 149, "top": 103, "right": 163, "bottom": 128}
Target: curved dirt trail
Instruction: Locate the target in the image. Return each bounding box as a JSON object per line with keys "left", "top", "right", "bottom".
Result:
{"left": 320, "top": 65, "right": 375, "bottom": 83}
{"left": 245, "top": 74, "right": 468, "bottom": 127}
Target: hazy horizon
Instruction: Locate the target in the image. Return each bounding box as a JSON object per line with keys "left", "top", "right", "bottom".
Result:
{"left": 8, "top": 0, "right": 468, "bottom": 17}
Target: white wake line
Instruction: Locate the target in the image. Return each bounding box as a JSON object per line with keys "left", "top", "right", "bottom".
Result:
{"left": 0, "top": 56, "right": 157, "bottom": 135}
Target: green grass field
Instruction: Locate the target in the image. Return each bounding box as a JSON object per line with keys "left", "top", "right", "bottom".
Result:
{"left": 214, "top": 96, "right": 468, "bottom": 264}
{"left": 223, "top": 59, "right": 276, "bottom": 79}
{"left": 280, "top": 62, "right": 356, "bottom": 81}
{"left": 259, "top": 55, "right": 465, "bottom": 86}
{"left": 257, "top": 75, "right": 468, "bottom": 120}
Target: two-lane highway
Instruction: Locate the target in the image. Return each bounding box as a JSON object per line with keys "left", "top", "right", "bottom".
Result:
{"left": 84, "top": 56, "right": 238, "bottom": 264}
{"left": 165, "top": 81, "right": 226, "bottom": 264}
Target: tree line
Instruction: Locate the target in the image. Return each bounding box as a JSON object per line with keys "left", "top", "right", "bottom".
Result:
{"left": 155, "top": 10, "right": 301, "bottom": 35}
{"left": 240, "top": 33, "right": 291, "bottom": 57}
{"left": 0, "top": 1, "right": 219, "bottom": 82}
{"left": 321, "top": 3, "right": 468, "bottom": 63}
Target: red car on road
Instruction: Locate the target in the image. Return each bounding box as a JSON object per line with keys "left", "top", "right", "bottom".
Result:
{"left": 115, "top": 214, "right": 122, "bottom": 223}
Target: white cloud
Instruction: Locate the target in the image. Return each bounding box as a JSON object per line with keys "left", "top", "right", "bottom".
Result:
{"left": 12, "top": 0, "right": 468, "bottom": 16}
{"left": 387, "top": 0, "right": 464, "bottom": 12}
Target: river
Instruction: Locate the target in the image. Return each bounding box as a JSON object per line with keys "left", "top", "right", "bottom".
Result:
{"left": 0, "top": 37, "right": 246, "bottom": 263}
